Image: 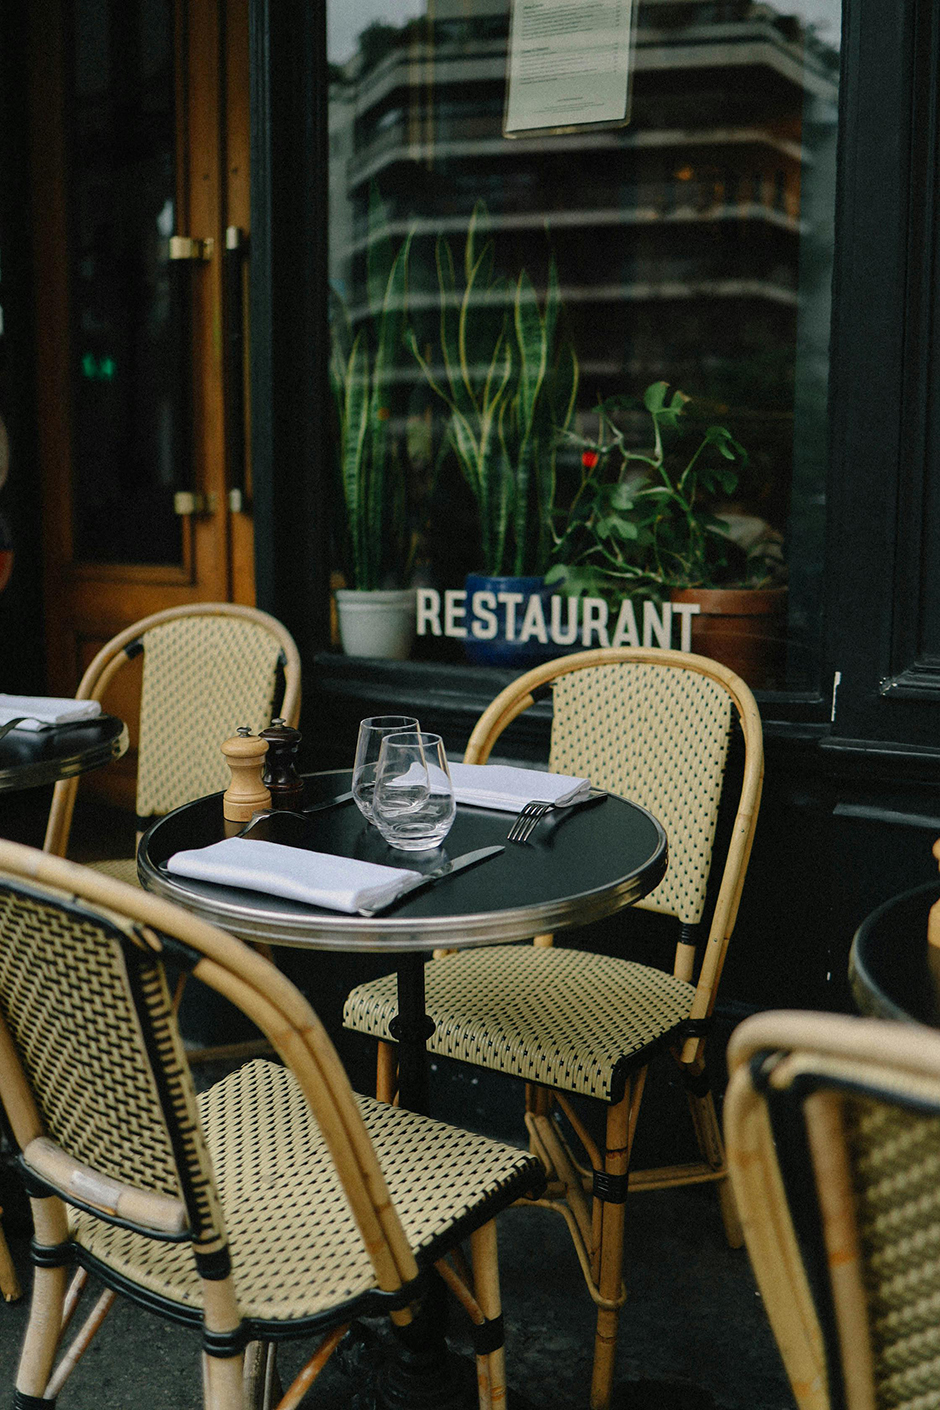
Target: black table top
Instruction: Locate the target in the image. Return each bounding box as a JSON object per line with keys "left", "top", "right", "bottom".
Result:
{"left": 139, "top": 769, "right": 668, "bottom": 953}
{"left": 849, "top": 880, "right": 940, "bottom": 1026}
{"left": 0, "top": 713, "right": 128, "bottom": 793}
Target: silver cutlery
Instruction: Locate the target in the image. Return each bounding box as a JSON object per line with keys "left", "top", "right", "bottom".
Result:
{"left": 358, "top": 844, "right": 504, "bottom": 916}
{"left": 507, "top": 789, "right": 608, "bottom": 844}
{"left": 241, "top": 790, "right": 356, "bottom": 833}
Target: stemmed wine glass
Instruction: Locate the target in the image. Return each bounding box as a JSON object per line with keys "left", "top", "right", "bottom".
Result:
{"left": 352, "top": 715, "right": 419, "bottom": 821}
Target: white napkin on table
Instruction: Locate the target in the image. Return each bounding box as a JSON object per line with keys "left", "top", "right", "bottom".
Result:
{"left": 0, "top": 694, "right": 102, "bottom": 731}
{"left": 167, "top": 836, "right": 421, "bottom": 915}
{"left": 448, "top": 763, "right": 591, "bottom": 813}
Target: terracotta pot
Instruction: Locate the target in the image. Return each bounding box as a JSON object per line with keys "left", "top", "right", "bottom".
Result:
{"left": 669, "top": 585, "right": 788, "bottom": 689}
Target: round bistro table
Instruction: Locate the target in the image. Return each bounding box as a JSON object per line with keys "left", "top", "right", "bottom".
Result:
{"left": 0, "top": 713, "right": 127, "bottom": 794}
{"left": 849, "top": 880, "right": 940, "bottom": 1026}
{"left": 139, "top": 769, "right": 668, "bottom": 1114}
{"left": 139, "top": 769, "right": 667, "bottom": 1409}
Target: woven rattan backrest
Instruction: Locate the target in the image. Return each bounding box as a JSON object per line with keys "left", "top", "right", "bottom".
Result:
{"left": 549, "top": 660, "right": 732, "bottom": 924}
{"left": 43, "top": 604, "right": 302, "bottom": 856}
{"left": 0, "top": 875, "right": 224, "bottom": 1245}
{"left": 136, "top": 614, "right": 288, "bottom": 818}
{"left": 0, "top": 840, "right": 420, "bottom": 1300}
{"left": 726, "top": 1011, "right": 940, "bottom": 1410}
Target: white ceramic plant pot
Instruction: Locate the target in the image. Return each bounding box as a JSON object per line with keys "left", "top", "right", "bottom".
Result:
{"left": 335, "top": 587, "right": 417, "bottom": 660}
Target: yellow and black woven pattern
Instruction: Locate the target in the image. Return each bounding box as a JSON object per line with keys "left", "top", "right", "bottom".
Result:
{"left": 845, "top": 1093, "right": 940, "bottom": 1408}
{"left": 549, "top": 663, "right": 732, "bottom": 924}
{"left": 343, "top": 946, "right": 696, "bottom": 1101}
{"left": 73, "top": 1061, "right": 541, "bottom": 1324}
{"left": 136, "top": 617, "right": 284, "bottom": 817}
{"left": 0, "top": 886, "right": 191, "bottom": 1206}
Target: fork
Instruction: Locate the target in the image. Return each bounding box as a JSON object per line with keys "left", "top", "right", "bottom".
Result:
{"left": 507, "top": 790, "right": 607, "bottom": 844}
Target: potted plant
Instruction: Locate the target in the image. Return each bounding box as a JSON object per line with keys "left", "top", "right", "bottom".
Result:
{"left": 547, "top": 381, "right": 788, "bottom": 686}
{"left": 409, "top": 204, "right": 579, "bottom": 665}
{"left": 329, "top": 191, "right": 417, "bottom": 659}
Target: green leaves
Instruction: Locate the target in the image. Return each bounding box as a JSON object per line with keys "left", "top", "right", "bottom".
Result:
{"left": 329, "top": 190, "right": 413, "bottom": 590}
{"left": 414, "top": 205, "right": 578, "bottom": 576}
{"left": 550, "top": 381, "right": 750, "bottom": 594}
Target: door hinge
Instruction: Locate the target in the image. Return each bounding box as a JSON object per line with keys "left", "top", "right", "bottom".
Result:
{"left": 173, "top": 491, "right": 218, "bottom": 516}
{"left": 169, "top": 236, "right": 214, "bottom": 262}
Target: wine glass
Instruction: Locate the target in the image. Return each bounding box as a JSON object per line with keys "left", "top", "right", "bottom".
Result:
{"left": 352, "top": 715, "right": 419, "bottom": 821}
{"left": 371, "top": 730, "right": 456, "bottom": 851}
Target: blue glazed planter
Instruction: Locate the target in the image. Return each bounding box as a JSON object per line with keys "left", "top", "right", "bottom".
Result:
{"left": 463, "top": 573, "right": 560, "bottom": 668}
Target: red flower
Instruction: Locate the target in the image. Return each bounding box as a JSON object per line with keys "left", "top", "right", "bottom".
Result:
{"left": 582, "top": 450, "right": 599, "bottom": 470}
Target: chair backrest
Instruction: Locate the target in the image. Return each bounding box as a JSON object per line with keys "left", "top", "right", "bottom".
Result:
{"left": 0, "top": 839, "right": 418, "bottom": 1336}
{"left": 725, "top": 1009, "right": 940, "bottom": 1410}
{"left": 44, "top": 602, "right": 302, "bottom": 854}
{"left": 464, "top": 646, "right": 762, "bottom": 999}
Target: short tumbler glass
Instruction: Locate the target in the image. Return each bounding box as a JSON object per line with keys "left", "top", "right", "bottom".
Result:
{"left": 371, "top": 730, "right": 456, "bottom": 851}
{"left": 352, "top": 715, "right": 419, "bottom": 821}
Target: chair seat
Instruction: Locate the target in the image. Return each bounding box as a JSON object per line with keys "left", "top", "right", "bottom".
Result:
{"left": 344, "top": 946, "right": 697, "bottom": 1103}
{"left": 89, "top": 856, "right": 141, "bottom": 887}
{"left": 70, "top": 1059, "right": 542, "bottom": 1328}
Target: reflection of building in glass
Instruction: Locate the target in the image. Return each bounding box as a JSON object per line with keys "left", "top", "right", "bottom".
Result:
{"left": 328, "top": 0, "right": 838, "bottom": 605}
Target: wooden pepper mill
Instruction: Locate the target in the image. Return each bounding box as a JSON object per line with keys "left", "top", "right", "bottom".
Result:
{"left": 221, "top": 726, "right": 271, "bottom": 835}
{"left": 260, "top": 717, "right": 304, "bottom": 811}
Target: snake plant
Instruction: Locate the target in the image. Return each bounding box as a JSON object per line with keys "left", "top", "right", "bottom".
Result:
{"left": 409, "top": 205, "right": 578, "bottom": 577}
{"left": 329, "top": 190, "right": 413, "bottom": 591}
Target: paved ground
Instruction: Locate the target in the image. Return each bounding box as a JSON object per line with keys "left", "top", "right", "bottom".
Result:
{"left": 0, "top": 1165, "right": 793, "bottom": 1409}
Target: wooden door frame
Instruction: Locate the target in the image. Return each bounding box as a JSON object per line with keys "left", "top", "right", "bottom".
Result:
{"left": 27, "top": 0, "right": 252, "bottom": 698}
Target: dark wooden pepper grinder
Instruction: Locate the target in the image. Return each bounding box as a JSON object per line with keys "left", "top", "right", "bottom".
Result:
{"left": 260, "top": 717, "right": 305, "bottom": 811}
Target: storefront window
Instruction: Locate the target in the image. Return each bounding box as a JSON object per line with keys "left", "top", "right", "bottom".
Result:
{"left": 327, "top": 0, "right": 840, "bottom": 692}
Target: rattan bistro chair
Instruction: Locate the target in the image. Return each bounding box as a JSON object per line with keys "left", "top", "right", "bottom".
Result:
{"left": 42, "top": 601, "right": 302, "bottom": 870}
{"left": 343, "top": 646, "right": 763, "bottom": 1409}
{"left": 725, "top": 1010, "right": 940, "bottom": 1410}
{"left": 0, "top": 839, "right": 544, "bottom": 1410}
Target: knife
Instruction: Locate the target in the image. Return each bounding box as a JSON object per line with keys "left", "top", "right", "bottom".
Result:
{"left": 358, "top": 844, "right": 505, "bottom": 917}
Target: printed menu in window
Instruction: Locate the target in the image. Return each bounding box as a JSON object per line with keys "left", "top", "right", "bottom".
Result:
{"left": 504, "top": 0, "right": 636, "bottom": 136}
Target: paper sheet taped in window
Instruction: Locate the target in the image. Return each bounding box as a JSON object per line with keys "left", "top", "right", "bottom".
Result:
{"left": 504, "top": 0, "right": 635, "bottom": 136}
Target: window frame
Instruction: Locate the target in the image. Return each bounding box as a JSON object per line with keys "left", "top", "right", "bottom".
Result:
{"left": 250, "top": 0, "right": 940, "bottom": 751}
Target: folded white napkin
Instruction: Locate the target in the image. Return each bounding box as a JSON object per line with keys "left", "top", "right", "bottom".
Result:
{"left": 448, "top": 763, "right": 591, "bottom": 813}
{"left": 167, "top": 837, "right": 421, "bottom": 915}
{"left": 0, "top": 694, "right": 103, "bottom": 731}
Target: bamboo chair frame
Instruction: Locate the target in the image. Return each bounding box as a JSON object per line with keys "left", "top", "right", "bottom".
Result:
{"left": 42, "top": 601, "right": 302, "bottom": 860}
{"left": 0, "top": 838, "right": 537, "bottom": 1410}
{"left": 360, "top": 646, "right": 763, "bottom": 1410}
{"left": 725, "top": 1009, "right": 940, "bottom": 1410}
{"left": 40, "top": 602, "right": 302, "bottom": 1069}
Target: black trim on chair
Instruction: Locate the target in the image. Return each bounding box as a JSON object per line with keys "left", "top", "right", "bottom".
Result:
{"left": 680, "top": 1018, "right": 713, "bottom": 1039}
{"left": 195, "top": 1246, "right": 232, "bottom": 1281}
{"left": 470, "top": 1314, "right": 505, "bottom": 1355}
{"left": 592, "top": 1170, "right": 629, "bottom": 1204}
{"left": 29, "top": 1238, "right": 72, "bottom": 1269}
{"left": 153, "top": 931, "right": 203, "bottom": 974}
{"left": 120, "top": 936, "right": 220, "bottom": 1244}
{"left": 123, "top": 639, "right": 144, "bottom": 661}
{"left": 202, "top": 1324, "right": 251, "bottom": 1358}
{"left": 15, "top": 1391, "right": 57, "bottom": 1409}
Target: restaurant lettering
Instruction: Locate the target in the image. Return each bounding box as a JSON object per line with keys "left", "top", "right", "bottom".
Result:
{"left": 416, "top": 589, "right": 700, "bottom": 651}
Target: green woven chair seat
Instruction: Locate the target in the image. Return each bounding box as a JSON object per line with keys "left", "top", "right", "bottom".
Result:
{"left": 344, "top": 946, "right": 697, "bottom": 1103}
{"left": 71, "top": 1059, "right": 541, "bottom": 1325}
